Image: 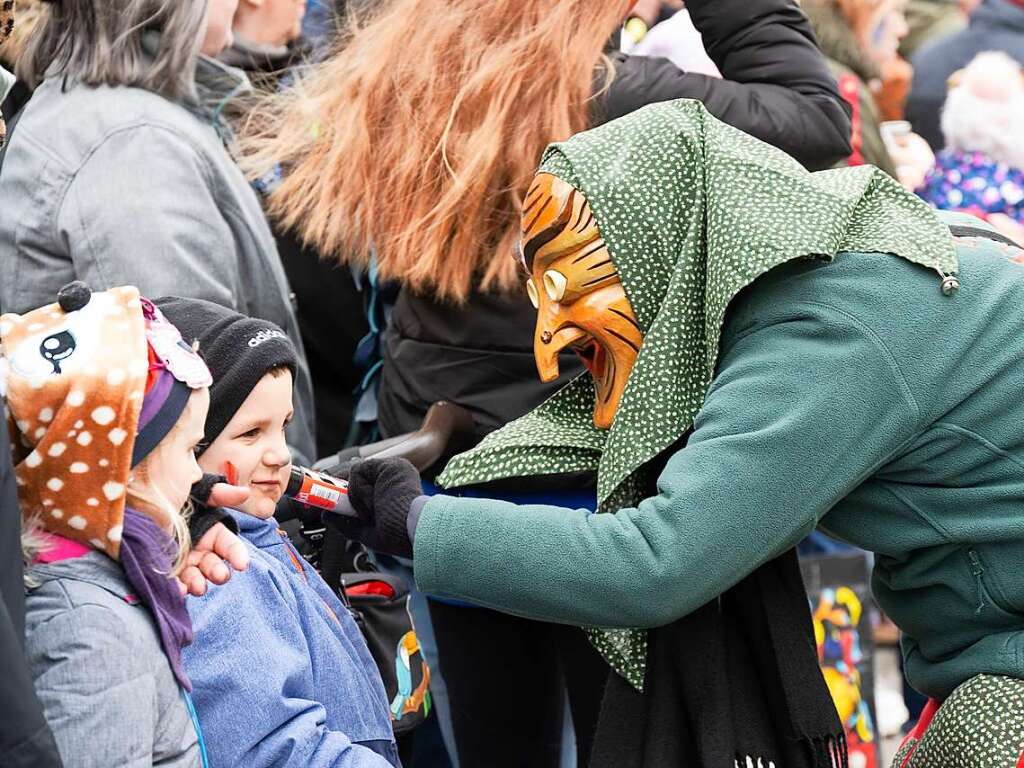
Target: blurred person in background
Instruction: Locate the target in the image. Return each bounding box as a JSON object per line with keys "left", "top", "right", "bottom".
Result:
{"left": 907, "top": 0, "right": 1024, "bottom": 149}
{"left": 917, "top": 51, "right": 1024, "bottom": 246}
{"left": 238, "top": 0, "right": 851, "bottom": 765}
{"left": 802, "top": 0, "right": 935, "bottom": 189}
{"left": 219, "top": 0, "right": 308, "bottom": 81}
{"left": 0, "top": 0, "right": 316, "bottom": 465}
{"left": 899, "top": 0, "right": 976, "bottom": 60}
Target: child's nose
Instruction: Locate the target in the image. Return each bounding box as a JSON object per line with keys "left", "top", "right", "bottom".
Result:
{"left": 263, "top": 439, "right": 291, "bottom": 468}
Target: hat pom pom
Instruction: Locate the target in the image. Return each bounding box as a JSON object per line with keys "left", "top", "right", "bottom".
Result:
{"left": 57, "top": 281, "right": 91, "bottom": 313}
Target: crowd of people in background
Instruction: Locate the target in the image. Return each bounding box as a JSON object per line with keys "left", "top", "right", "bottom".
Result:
{"left": 1, "top": 0, "right": 1023, "bottom": 767}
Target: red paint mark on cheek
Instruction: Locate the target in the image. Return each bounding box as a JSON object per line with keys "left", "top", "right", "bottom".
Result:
{"left": 222, "top": 461, "right": 239, "bottom": 486}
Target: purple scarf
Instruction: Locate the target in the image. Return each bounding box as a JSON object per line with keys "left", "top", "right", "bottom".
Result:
{"left": 120, "top": 507, "right": 194, "bottom": 691}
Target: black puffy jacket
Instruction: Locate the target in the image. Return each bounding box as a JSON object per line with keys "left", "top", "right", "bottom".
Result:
{"left": 601, "top": 0, "right": 852, "bottom": 169}
{"left": 381, "top": 0, "right": 854, "bottom": 460}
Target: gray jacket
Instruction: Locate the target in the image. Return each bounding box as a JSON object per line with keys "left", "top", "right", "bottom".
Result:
{"left": 0, "top": 60, "right": 315, "bottom": 462}
{"left": 24, "top": 551, "right": 201, "bottom": 768}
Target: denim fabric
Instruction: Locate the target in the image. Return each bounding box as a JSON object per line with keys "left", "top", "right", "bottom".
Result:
{"left": 183, "top": 509, "right": 399, "bottom": 768}
{"left": 24, "top": 551, "right": 201, "bottom": 767}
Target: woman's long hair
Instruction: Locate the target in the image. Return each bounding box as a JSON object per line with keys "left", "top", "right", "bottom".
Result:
{"left": 238, "top": 0, "right": 626, "bottom": 303}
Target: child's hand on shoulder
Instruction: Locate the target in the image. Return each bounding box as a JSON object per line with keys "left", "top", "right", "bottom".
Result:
{"left": 178, "top": 484, "right": 252, "bottom": 596}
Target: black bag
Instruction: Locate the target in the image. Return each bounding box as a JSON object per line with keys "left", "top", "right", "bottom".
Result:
{"left": 340, "top": 570, "right": 431, "bottom": 735}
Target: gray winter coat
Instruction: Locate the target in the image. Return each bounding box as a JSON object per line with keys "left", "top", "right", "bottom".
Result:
{"left": 24, "top": 551, "right": 201, "bottom": 768}
{"left": 0, "top": 59, "right": 315, "bottom": 462}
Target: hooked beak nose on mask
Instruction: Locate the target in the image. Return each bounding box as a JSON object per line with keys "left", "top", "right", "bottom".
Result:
{"left": 519, "top": 173, "right": 643, "bottom": 428}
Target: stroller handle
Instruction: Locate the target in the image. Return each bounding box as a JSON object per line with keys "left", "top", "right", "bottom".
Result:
{"left": 313, "top": 401, "right": 475, "bottom": 475}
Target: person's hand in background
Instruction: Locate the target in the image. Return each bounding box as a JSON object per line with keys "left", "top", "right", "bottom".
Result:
{"left": 882, "top": 126, "right": 935, "bottom": 191}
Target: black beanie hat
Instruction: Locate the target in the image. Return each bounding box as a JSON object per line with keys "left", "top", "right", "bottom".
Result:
{"left": 154, "top": 297, "right": 297, "bottom": 453}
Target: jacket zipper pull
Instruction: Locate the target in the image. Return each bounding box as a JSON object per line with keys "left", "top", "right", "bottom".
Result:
{"left": 967, "top": 549, "right": 986, "bottom": 615}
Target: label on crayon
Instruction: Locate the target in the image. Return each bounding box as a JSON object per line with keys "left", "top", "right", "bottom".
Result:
{"left": 295, "top": 473, "right": 348, "bottom": 511}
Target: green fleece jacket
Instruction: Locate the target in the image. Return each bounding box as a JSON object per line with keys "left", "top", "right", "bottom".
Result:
{"left": 414, "top": 240, "right": 1024, "bottom": 700}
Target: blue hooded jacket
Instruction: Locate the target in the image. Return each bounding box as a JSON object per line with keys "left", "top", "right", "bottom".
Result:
{"left": 183, "top": 509, "right": 399, "bottom": 768}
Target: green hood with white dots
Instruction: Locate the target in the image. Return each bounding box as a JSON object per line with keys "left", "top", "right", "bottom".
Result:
{"left": 436, "top": 99, "right": 957, "bottom": 688}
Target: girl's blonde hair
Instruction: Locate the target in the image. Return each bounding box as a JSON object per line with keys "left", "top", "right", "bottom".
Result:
{"left": 125, "top": 392, "right": 203, "bottom": 575}
{"left": 237, "top": 0, "right": 625, "bottom": 303}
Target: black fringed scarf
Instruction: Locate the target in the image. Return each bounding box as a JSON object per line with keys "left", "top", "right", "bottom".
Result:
{"left": 591, "top": 548, "right": 848, "bottom": 768}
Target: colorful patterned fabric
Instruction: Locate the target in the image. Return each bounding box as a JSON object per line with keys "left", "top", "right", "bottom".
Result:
{"left": 918, "top": 151, "right": 1024, "bottom": 225}
{"left": 436, "top": 99, "right": 959, "bottom": 688}
{"left": 892, "top": 675, "right": 1024, "bottom": 768}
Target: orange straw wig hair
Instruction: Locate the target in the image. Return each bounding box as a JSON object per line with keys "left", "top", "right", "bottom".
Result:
{"left": 238, "top": 0, "right": 627, "bottom": 302}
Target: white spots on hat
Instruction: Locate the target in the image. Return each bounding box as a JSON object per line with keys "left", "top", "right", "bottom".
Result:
{"left": 67, "top": 515, "right": 87, "bottom": 530}
{"left": 98, "top": 459, "right": 109, "bottom": 468}
{"left": 67, "top": 430, "right": 77, "bottom": 438}
{"left": 38, "top": 407, "right": 53, "bottom": 423}
{"left": 86, "top": 498, "right": 99, "bottom": 507}
{"left": 46, "top": 477, "right": 64, "bottom": 492}
{"left": 129, "top": 391, "right": 142, "bottom": 401}
{"left": 102, "top": 481, "right": 124, "bottom": 501}
{"left": 106, "top": 369, "right": 126, "bottom": 386}
{"left": 107, "top": 428, "right": 127, "bottom": 446}
{"left": 74, "top": 420, "right": 84, "bottom": 429}
{"left": 91, "top": 406, "right": 115, "bottom": 425}
{"left": 15, "top": 419, "right": 29, "bottom": 434}
{"left": 23, "top": 451, "right": 42, "bottom": 470}
{"left": 89, "top": 538, "right": 104, "bottom": 549}
{"left": 76, "top": 432, "right": 92, "bottom": 447}
{"left": 33, "top": 427, "right": 45, "bottom": 440}
{"left": 66, "top": 389, "right": 85, "bottom": 406}
{"left": 50, "top": 509, "right": 63, "bottom": 519}
{"left": 41, "top": 499, "right": 53, "bottom": 507}
{"left": 69, "top": 462, "right": 88, "bottom": 474}
{"left": 107, "top": 525, "right": 122, "bottom": 543}
{"left": 47, "top": 442, "right": 66, "bottom": 457}
{"left": 14, "top": 475, "right": 24, "bottom": 487}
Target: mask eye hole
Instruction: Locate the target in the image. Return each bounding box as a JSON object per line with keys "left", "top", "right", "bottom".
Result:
{"left": 526, "top": 278, "right": 539, "bottom": 309}
{"left": 39, "top": 330, "right": 76, "bottom": 374}
{"left": 542, "top": 270, "right": 567, "bottom": 302}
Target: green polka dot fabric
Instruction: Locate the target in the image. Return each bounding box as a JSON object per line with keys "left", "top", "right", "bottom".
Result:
{"left": 437, "top": 99, "right": 958, "bottom": 689}
{"left": 893, "top": 675, "right": 1024, "bottom": 767}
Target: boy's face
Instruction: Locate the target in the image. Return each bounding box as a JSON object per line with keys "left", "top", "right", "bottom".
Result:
{"left": 199, "top": 371, "right": 294, "bottom": 519}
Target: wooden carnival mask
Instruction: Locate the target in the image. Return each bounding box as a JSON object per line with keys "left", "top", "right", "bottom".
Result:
{"left": 516, "top": 173, "right": 642, "bottom": 429}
